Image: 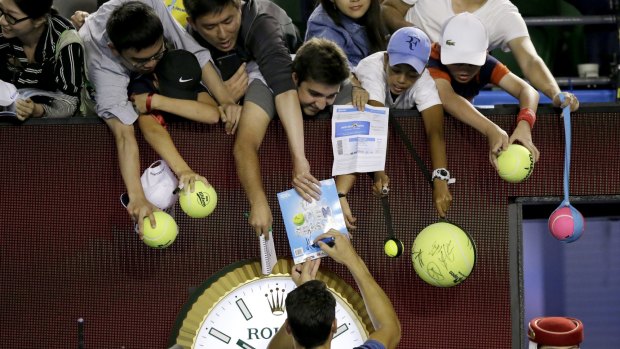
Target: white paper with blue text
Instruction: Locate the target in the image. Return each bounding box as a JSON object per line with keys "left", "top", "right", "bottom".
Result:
{"left": 331, "top": 104, "right": 389, "bottom": 176}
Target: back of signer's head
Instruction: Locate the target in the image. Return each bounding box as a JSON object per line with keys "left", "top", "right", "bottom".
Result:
{"left": 286, "top": 280, "right": 336, "bottom": 348}
{"left": 106, "top": 1, "right": 164, "bottom": 53}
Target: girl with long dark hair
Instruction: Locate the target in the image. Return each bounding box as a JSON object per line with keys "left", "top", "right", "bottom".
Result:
{"left": 0, "top": 0, "right": 83, "bottom": 119}
{"left": 305, "top": 0, "right": 387, "bottom": 68}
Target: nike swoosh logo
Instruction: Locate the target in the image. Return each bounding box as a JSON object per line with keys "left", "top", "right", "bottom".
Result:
{"left": 179, "top": 77, "right": 193, "bottom": 83}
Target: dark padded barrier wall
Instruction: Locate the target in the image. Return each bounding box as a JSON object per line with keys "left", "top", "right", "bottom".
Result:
{"left": 1, "top": 108, "right": 619, "bottom": 348}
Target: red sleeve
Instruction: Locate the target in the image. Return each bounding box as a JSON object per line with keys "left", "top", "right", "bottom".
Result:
{"left": 490, "top": 62, "right": 510, "bottom": 85}
{"left": 428, "top": 43, "right": 451, "bottom": 82}
{"left": 428, "top": 67, "right": 452, "bottom": 82}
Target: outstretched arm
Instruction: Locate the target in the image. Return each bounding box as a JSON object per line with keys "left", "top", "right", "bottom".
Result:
{"left": 381, "top": 0, "right": 414, "bottom": 32}
{"left": 508, "top": 36, "right": 579, "bottom": 111}
{"left": 201, "top": 61, "right": 243, "bottom": 134}
{"left": 420, "top": 104, "right": 452, "bottom": 217}
{"left": 233, "top": 102, "right": 273, "bottom": 237}
{"left": 105, "top": 117, "right": 157, "bottom": 238}
{"left": 316, "top": 230, "right": 401, "bottom": 349}
{"left": 335, "top": 174, "right": 358, "bottom": 231}
{"left": 497, "top": 72, "right": 540, "bottom": 162}
{"left": 137, "top": 114, "right": 209, "bottom": 193}
{"left": 131, "top": 92, "right": 220, "bottom": 124}
{"left": 275, "top": 90, "right": 321, "bottom": 202}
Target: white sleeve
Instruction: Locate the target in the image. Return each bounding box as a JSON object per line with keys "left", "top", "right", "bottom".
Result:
{"left": 355, "top": 55, "right": 386, "bottom": 105}
{"left": 492, "top": 12, "right": 529, "bottom": 51}
{"left": 411, "top": 71, "right": 441, "bottom": 112}
{"left": 79, "top": 11, "right": 137, "bottom": 124}
{"left": 401, "top": 0, "right": 418, "bottom": 5}
{"left": 484, "top": 1, "right": 530, "bottom": 51}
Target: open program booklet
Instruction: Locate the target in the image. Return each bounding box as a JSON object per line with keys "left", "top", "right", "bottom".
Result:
{"left": 277, "top": 178, "right": 348, "bottom": 264}
{"left": 0, "top": 81, "right": 68, "bottom": 119}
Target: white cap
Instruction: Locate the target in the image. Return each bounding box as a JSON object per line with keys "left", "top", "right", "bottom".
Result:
{"left": 440, "top": 12, "right": 489, "bottom": 66}
{"left": 140, "top": 160, "right": 179, "bottom": 210}
{"left": 0, "top": 80, "right": 18, "bottom": 108}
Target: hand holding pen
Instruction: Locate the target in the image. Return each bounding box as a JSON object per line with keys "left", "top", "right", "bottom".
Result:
{"left": 313, "top": 229, "right": 359, "bottom": 267}
{"left": 311, "top": 237, "right": 335, "bottom": 248}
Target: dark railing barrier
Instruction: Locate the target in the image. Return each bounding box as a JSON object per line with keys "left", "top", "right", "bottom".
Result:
{"left": 524, "top": 15, "right": 617, "bottom": 26}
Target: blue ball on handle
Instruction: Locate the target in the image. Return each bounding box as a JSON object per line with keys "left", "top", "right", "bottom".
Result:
{"left": 548, "top": 205, "right": 584, "bottom": 243}
{"left": 548, "top": 94, "right": 585, "bottom": 243}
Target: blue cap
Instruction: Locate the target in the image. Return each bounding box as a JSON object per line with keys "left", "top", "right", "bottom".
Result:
{"left": 387, "top": 27, "right": 431, "bottom": 74}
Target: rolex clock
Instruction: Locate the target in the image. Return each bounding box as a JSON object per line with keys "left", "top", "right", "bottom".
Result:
{"left": 169, "top": 259, "right": 373, "bottom": 348}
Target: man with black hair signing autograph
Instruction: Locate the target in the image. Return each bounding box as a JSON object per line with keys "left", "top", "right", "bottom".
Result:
{"left": 267, "top": 229, "right": 401, "bottom": 349}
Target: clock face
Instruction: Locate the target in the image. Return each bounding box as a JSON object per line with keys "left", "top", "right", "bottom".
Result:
{"left": 170, "top": 259, "right": 373, "bottom": 349}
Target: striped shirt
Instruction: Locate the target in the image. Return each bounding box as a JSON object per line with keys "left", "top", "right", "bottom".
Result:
{"left": 0, "top": 14, "right": 84, "bottom": 117}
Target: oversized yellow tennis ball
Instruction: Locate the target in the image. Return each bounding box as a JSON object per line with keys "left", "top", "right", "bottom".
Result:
{"left": 143, "top": 211, "right": 178, "bottom": 249}
{"left": 293, "top": 213, "right": 305, "bottom": 226}
{"left": 179, "top": 181, "right": 217, "bottom": 218}
{"left": 497, "top": 144, "right": 534, "bottom": 183}
{"left": 411, "top": 222, "right": 476, "bottom": 287}
{"left": 384, "top": 238, "right": 403, "bottom": 258}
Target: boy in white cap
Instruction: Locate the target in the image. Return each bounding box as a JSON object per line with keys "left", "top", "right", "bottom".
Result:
{"left": 528, "top": 316, "right": 584, "bottom": 348}
{"left": 428, "top": 12, "right": 540, "bottom": 169}
{"left": 353, "top": 26, "right": 452, "bottom": 219}
{"left": 381, "top": 0, "right": 579, "bottom": 112}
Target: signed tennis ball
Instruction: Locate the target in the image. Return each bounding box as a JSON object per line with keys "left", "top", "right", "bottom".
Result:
{"left": 411, "top": 222, "right": 476, "bottom": 287}
{"left": 143, "top": 211, "right": 178, "bottom": 249}
{"left": 293, "top": 213, "right": 305, "bottom": 226}
{"left": 179, "top": 181, "right": 217, "bottom": 218}
{"left": 497, "top": 144, "right": 534, "bottom": 183}
{"left": 384, "top": 238, "right": 403, "bottom": 258}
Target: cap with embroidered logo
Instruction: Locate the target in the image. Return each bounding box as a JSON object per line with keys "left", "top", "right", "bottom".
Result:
{"left": 140, "top": 160, "right": 179, "bottom": 210}
{"left": 387, "top": 26, "right": 431, "bottom": 74}
{"left": 440, "top": 12, "right": 489, "bottom": 66}
{"left": 155, "top": 49, "right": 202, "bottom": 100}
{"left": 0, "top": 80, "right": 18, "bottom": 108}
{"left": 0, "top": 80, "right": 18, "bottom": 119}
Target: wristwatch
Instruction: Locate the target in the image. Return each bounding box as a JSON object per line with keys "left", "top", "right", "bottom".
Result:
{"left": 432, "top": 168, "right": 455, "bottom": 184}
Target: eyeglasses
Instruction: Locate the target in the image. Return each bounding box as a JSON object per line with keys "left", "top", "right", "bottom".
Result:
{"left": 0, "top": 8, "right": 30, "bottom": 25}
{"left": 123, "top": 43, "right": 168, "bottom": 70}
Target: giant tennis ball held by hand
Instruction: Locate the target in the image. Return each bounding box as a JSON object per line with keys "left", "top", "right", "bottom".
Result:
{"left": 179, "top": 181, "right": 218, "bottom": 218}
{"left": 411, "top": 222, "right": 476, "bottom": 287}
{"left": 143, "top": 211, "right": 178, "bottom": 248}
{"left": 497, "top": 144, "right": 534, "bottom": 183}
